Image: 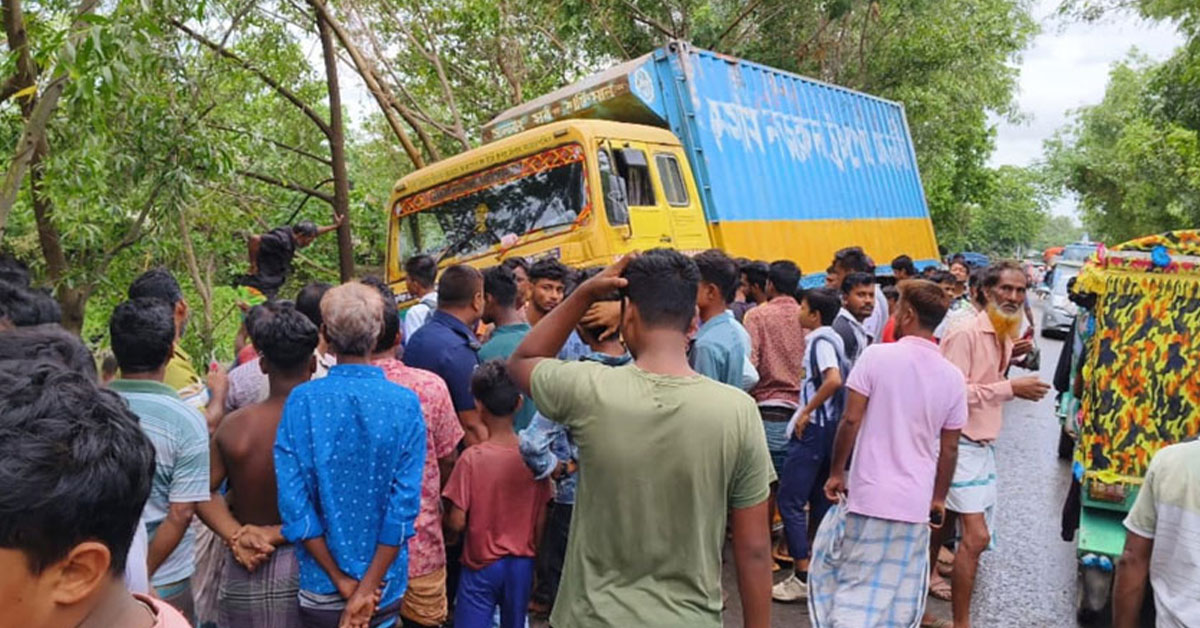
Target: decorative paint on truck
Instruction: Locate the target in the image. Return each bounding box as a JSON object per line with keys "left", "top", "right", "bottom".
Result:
{"left": 387, "top": 43, "right": 938, "bottom": 293}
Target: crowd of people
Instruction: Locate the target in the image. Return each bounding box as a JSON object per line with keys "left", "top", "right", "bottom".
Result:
{"left": 0, "top": 243, "right": 1188, "bottom": 628}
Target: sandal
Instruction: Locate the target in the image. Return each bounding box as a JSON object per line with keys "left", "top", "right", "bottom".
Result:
{"left": 920, "top": 616, "right": 953, "bottom": 628}
{"left": 928, "top": 577, "right": 953, "bottom": 602}
{"left": 938, "top": 561, "right": 953, "bottom": 578}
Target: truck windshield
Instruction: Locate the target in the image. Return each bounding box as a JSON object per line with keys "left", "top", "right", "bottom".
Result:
{"left": 394, "top": 143, "right": 587, "bottom": 262}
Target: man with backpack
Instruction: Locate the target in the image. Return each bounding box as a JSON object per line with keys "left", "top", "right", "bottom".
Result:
{"left": 832, "top": 271, "right": 876, "bottom": 370}
{"left": 773, "top": 287, "right": 848, "bottom": 603}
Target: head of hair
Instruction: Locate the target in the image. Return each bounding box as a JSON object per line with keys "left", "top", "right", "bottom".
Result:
{"left": 840, "top": 271, "right": 874, "bottom": 294}
{"left": 834, "top": 246, "right": 873, "bottom": 273}
{"left": 295, "top": 282, "right": 332, "bottom": 329}
{"left": 0, "top": 325, "right": 97, "bottom": 379}
{"left": 500, "top": 257, "right": 529, "bottom": 274}
{"left": 528, "top": 258, "right": 569, "bottom": 284}
{"left": 470, "top": 359, "right": 521, "bottom": 416}
{"left": 0, "top": 253, "right": 30, "bottom": 287}
{"left": 767, "top": 260, "right": 801, "bottom": 298}
{"left": 970, "top": 266, "right": 994, "bottom": 307}
{"left": 801, "top": 287, "right": 841, "bottom": 326}
{"left": 404, "top": 255, "right": 438, "bottom": 289}
{"left": 623, "top": 248, "right": 700, "bottom": 332}
{"left": 109, "top": 298, "right": 175, "bottom": 374}
{"left": 0, "top": 282, "right": 62, "bottom": 327}
{"left": 293, "top": 220, "right": 318, "bottom": 238}
{"left": 891, "top": 255, "right": 915, "bottom": 277}
{"left": 882, "top": 285, "right": 900, "bottom": 302}
{"left": 359, "top": 276, "right": 401, "bottom": 353}
{"left": 251, "top": 301, "right": 319, "bottom": 372}
{"left": 320, "top": 282, "right": 384, "bottom": 357}
{"left": 0, "top": 360, "right": 155, "bottom": 575}
{"left": 931, "top": 270, "right": 957, "bottom": 286}
{"left": 482, "top": 266, "right": 519, "bottom": 309}
{"left": 127, "top": 268, "right": 183, "bottom": 305}
{"left": 982, "top": 260, "right": 1024, "bottom": 290}
{"left": 693, "top": 249, "right": 739, "bottom": 304}
{"left": 900, "top": 279, "right": 951, "bottom": 330}
{"left": 437, "top": 264, "right": 483, "bottom": 308}
{"left": 739, "top": 260, "right": 769, "bottom": 292}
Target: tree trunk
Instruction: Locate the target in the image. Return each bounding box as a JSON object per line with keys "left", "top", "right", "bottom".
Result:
{"left": 28, "top": 137, "right": 89, "bottom": 333}
{"left": 317, "top": 10, "right": 354, "bottom": 282}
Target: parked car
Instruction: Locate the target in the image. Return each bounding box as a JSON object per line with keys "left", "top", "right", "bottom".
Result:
{"left": 1041, "top": 261, "right": 1082, "bottom": 338}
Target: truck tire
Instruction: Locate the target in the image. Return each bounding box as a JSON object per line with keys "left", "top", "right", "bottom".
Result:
{"left": 1076, "top": 565, "right": 1112, "bottom": 625}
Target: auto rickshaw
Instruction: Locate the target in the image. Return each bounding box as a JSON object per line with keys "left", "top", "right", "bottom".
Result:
{"left": 1065, "top": 229, "right": 1200, "bottom": 621}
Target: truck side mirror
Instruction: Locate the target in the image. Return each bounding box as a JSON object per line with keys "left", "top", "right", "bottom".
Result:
{"left": 604, "top": 172, "right": 630, "bottom": 227}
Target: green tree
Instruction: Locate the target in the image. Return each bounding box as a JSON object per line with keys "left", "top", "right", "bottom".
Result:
{"left": 1044, "top": 56, "right": 1200, "bottom": 242}
{"left": 964, "top": 165, "right": 1049, "bottom": 256}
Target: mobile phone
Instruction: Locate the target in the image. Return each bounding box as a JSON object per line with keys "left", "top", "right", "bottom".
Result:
{"left": 930, "top": 508, "right": 944, "bottom": 527}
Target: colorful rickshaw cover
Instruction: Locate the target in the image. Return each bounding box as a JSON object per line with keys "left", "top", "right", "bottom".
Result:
{"left": 1074, "top": 230, "right": 1200, "bottom": 483}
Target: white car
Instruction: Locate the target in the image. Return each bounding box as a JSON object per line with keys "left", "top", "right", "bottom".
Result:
{"left": 1041, "top": 261, "right": 1082, "bottom": 338}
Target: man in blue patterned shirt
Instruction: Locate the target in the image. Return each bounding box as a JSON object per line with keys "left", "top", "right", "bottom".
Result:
{"left": 275, "top": 282, "right": 426, "bottom": 628}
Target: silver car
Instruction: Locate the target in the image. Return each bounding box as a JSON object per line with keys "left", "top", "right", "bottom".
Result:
{"left": 1041, "top": 262, "right": 1082, "bottom": 338}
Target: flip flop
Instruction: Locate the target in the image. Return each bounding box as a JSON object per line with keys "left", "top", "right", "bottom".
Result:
{"left": 920, "top": 617, "right": 953, "bottom": 628}
{"left": 928, "top": 577, "right": 953, "bottom": 602}
{"left": 938, "top": 561, "right": 953, "bottom": 578}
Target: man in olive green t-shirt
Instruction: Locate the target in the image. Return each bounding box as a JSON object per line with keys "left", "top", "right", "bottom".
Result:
{"left": 508, "top": 250, "right": 775, "bottom": 628}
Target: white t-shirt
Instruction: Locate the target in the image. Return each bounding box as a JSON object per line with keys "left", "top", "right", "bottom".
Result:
{"left": 1124, "top": 441, "right": 1200, "bottom": 627}
{"left": 125, "top": 519, "right": 150, "bottom": 594}
{"left": 403, "top": 292, "right": 438, "bottom": 346}
{"left": 787, "top": 327, "right": 844, "bottom": 434}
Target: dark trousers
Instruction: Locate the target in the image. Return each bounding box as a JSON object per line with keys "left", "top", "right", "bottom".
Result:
{"left": 454, "top": 556, "right": 535, "bottom": 628}
{"left": 532, "top": 501, "right": 573, "bottom": 607}
{"left": 778, "top": 419, "right": 837, "bottom": 563}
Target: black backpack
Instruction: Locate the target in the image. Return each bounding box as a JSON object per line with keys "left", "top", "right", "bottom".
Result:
{"left": 831, "top": 316, "right": 860, "bottom": 366}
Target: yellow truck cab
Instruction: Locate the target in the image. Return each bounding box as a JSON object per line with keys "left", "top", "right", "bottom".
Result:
{"left": 386, "top": 43, "right": 939, "bottom": 297}
{"left": 386, "top": 119, "right": 711, "bottom": 299}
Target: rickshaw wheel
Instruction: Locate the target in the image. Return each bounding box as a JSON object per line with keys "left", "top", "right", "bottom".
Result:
{"left": 1075, "top": 564, "right": 1112, "bottom": 625}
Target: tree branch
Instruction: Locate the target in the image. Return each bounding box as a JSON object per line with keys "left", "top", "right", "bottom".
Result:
{"left": 169, "top": 18, "right": 332, "bottom": 138}
{"left": 715, "top": 0, "right": 765, "bottom": 49}
{"left": 237, "top": 169, "right": 335, "bottom": 204}
{"left": 619, "top": 0, "right": 676, "bottom": 38}
{"left": 206, "top": 122, "right": 332, "bottom": 166}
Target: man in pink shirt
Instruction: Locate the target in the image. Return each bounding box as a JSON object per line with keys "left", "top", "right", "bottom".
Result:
{"left": 812, "top": 280, "right": 966, "bottom": 627}
{"left": 936, "top": 261, "right": 1048, "bottom": 628}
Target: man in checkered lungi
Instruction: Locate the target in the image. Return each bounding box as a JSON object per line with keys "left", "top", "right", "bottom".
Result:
{"left": 809, "top": 280, "right": 967, "bottom": 627}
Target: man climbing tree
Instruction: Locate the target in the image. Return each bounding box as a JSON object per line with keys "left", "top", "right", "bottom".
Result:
{"left": 238, "top": 217, "right": 343, "bottom": 300}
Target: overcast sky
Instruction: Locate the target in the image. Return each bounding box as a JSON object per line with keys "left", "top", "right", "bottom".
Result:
{"left": 990, "top": 0, "right": 1184, "bottom": 217}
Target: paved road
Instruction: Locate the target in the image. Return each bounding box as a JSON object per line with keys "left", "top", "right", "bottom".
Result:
{"left": 723, "top": 329, "right": 1081, "bottom": 627}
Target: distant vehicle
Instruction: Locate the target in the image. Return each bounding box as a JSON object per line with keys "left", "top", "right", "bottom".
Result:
{"left": 1041, "top": 261, "right": 1082, "bottom": 338}
{"left": 1059, "top": 241, "right": 1101, "bottom": 263}
{"left": 955, "top": 251, "right": 989, "bottom": 267}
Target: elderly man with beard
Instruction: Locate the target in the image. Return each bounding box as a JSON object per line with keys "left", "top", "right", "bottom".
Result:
{"left": 934, "top": 261, "right": 1049, "bottom": 628}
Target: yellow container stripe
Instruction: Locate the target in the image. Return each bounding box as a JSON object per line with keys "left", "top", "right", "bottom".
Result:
{"left": 710, "top": 217, "right": 940, "bottom": 274}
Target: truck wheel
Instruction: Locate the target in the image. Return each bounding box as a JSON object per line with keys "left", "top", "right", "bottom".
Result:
{"left": 1058, "top": 427, "right": 1075, "bottom": 461}
{"left": 1076, "top": 564, "right": 1113, "bottom": 625}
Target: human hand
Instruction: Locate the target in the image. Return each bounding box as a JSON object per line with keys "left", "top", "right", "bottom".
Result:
{"left": 929, "top": 501, "right": 946, "bottom": 529}
{"left": 337, "top": 585, "right": 383, "bottom": 628}
{"left": 1012, "top": 338, "right": 1034, "bottom": 358}
{"left": 581, "top": 301, "right": 622, "bottom": 341}
{"left": 334, "top": 212, "right": 347, "bottom": 227}
{"left": 230, "top": 525, "right": 275, "bottom": 572}
{"left": 792, "top": 413, "right": 810, "bottom": 439}
{"left": 824, "top": 474, "right": 846, "bottom": 503}
{"left": 578, "top": 253, "right": 634, "bottom": 301}
{"left": 1011, "top": 375, "right": 1050, "bottom": 401}
{"left": 207, "top": 362, "right": 228, "bottom": 396}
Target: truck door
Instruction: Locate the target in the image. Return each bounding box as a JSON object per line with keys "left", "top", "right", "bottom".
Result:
{"left": 608, "top": 142, "right": 676, "bottom": 249}
{"left": 649, "top": 146, "right": 709, "bottom": 251}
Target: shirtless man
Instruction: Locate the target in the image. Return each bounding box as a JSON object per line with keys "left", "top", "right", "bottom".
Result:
{"left": 197, "top": 300, "right": 319, "bottom": 627}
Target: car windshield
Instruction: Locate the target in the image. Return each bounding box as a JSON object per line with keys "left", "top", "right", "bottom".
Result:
{"left": 394, "top": 144, "right": 587, "bottom": 262}
{"left": 1060, "top": 244, "right": 1097, "bottom": 263}
{"left": 1052, "top": 265, "right": 1080, "bottom": 295}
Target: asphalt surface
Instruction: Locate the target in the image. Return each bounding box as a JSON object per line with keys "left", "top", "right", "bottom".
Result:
{"left": 723, "top": 325, "right": 1080, "bottom": 628}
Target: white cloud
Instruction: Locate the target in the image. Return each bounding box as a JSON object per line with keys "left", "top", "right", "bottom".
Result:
{"left": 990, "top": 0, "right": 1183, "bottom": 220}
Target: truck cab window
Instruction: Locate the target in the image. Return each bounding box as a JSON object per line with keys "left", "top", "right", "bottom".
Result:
{"left": 614, "top": 148, "right": 655, "bottom": 206}
{"left": 597, "top": 147, "right": 629, "bottom": 226}
{"left": 655, "top": 153, "right": 689, "bottom": 206}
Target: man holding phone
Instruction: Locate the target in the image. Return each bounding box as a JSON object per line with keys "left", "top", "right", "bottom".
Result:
{"left": 812, "top": 280, "right": 967, "bottom": 628}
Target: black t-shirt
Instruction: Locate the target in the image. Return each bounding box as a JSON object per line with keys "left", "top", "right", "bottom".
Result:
{"left": 250, "top": 226, "right": 296, "bottom": 295}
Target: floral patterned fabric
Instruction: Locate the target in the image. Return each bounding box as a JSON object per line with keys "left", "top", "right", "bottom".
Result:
{"left": 374, "top": 358, "right": 465, "bottom": 577}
